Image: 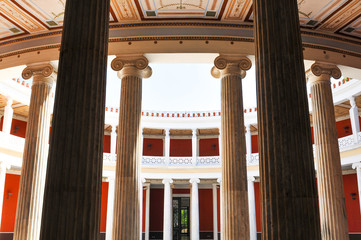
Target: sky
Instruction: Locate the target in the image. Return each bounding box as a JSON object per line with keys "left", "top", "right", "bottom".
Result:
{"left": 106, "top": 63, "right": 258, "bottom": 111}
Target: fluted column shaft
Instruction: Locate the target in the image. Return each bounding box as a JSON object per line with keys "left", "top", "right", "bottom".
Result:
{"left": 212, "top": 55, "right": 251, "bottom": 240}
{"left": 253, "top": 0, "right": 321, "bottom": 238}
{"left": 247, "top": 177, "right": 257, "bottom": 240}
{"left": 0, "top": 161, "right": 9, "bottom": 229}
{"left": 245, "top": 124, "right": 252, "bottom": 163}
{"left": 308, "top": 63, "right": 349, "bottom": 240}
{"left": 13, "top": 64, "right": 55, "bottom": 240}
{"left": 144, "top": 183, "right": 151, "bottom": 240}
{"left": 163, "top": 178, "right": 173, "bottom": 240}
{"left": 190, "top": 178, "right": 200, "bottom": 240}
{"left": 192, "top": 129, "right": 197, "bottom": 166}
{"left": 2, "top": 97, "right": 13, "bottom": 134}
{"left": 164, "top": 128, "right": 170, "bottom": 164}
{"left": 106, "top": 177, "right": 115, "bottom": 240}
{"left": 111, "top": 55, "right": 152, "bottom": 240}
{"left": 39, "top": 0, "right": 110, "bottom": 238}
{"left": 111, "top": 125, "right": 117, "bottom": 157}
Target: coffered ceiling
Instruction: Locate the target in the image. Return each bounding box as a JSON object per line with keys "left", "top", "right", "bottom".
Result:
{"left": 0, "top": 0, "right": 360, "bottom": 41}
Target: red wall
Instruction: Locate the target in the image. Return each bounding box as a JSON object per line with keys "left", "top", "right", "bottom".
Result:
{"left": 199, "top": 189, "right": 213, "bottom": 231}
{"left": 142, "top": 189, "right": 146, "bottom": 232}
{"left": 103, "top": 135, "right": 110, "bottom": 153}
{"left": 343, "top": 174, "right": 361, "bottom": 232}
{"left": 336, "top": 119, "right": 352, "bottom": 138}
{"left": 170, "top": 139, "right": 192, "bottom": 157}
{"left": 254, "top": 182, "right": 261, "bottom": 232}
{"left": 143, "top": 138, "right": 163, "bottom": 156}
{"left": 149, "top": 189, "right": 164, "bottom": 231}
{"left": 1, "top": 174, "right": 20, "bottom": 232}
{"left": 0, "top": 119, "right": 28, "bottom": 138}
{"left": 1, "top": 174, "right": 109, "bottom": 233}
{"left": 217, "top": 188, "right": 220, "bottom": 231}
{"left": 199, "top": 138, "right": 219, "bottom": 156}
{"left": 251, "top": 135, "right": 258, "bottom": 153}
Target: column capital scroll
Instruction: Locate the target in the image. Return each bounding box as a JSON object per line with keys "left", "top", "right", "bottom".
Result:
{"left": 352, "top": 162, "right": 361, "bottom": 170}
{"left": 111, "top": 55, "right": 152, "bottom": 79}
{"left": 162, "top": 178, "right": 173, "bottom": 184}
{"left": 22, "top": 63, "right": 57, "bottom": 85}
{"left": 307, "top": 62, "right": 341, "bottom": 84}
{"left": 247, "top": 176, "right": 256, "bottom": 182}
{"left": 211, "top": 55, "right": 252, "bottom": 79}
{"left": 190, "top": 178, "right": 200, "bottom": 184}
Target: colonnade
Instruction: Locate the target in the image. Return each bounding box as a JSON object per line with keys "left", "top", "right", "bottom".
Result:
{"left": 0, "top": 0, "right": 360, "bottom": 239}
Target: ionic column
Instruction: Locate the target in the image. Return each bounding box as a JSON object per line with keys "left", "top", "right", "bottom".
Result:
{"left": 111, "top": 55, "right": 152, "bottom": 240}
{"left": 247, "top": 177, "right": 257, "bottom": 240}
{"left": 253, "top": 0, "right": 321, "bottom": 238}
{"left": 192, "top": 129, "right": 198, "bottom": 166}
{"left": 13, "top": 63, "right": 56, "bottom": 240}
{"left": 211, "top": 55, "right": 251, "bottom": 240}
{"left": 308, "top": 63, "right": 349, "bottom": 240}
{"left": 106, "top": 177, "right": 115, "bottom": 240}
{"left": 39, "top": 0, "right": 110, "bottom": 238}
{"left": 352, "top": 162, "right": 361, "bottom": 216}
{"left": 0, "top": 161, "right": 10, "bottom": 229}
{"left": 190, "top": 178, "right": 200, "bottom": 240}
{"left": 110, "top": 125, "right": 117, "bottom": 158}
{"left": 164, "top": 128, "right": 170, "bottom": 165}
{"left": 349, "top": 96, "right": 360, "bottom": 143}
{"left": 212, "top": 183, "right": 218, "bottom": 240}
{"left": 2, "top": 97, "right": 13, "bottom": 134}
{"left": 144, "top": 183, "right": 151, "bottom": 240}
{"left": 163, "top": 178, "right": 173, "bottom": 240}
{"left": 245, "top": 124, "right": 252, "bottom": 163}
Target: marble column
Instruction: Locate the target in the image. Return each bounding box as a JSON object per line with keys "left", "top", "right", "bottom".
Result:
{"left": 349, "top": 96, "right": 360, "bottom": 143}
{"left": 144, "top": 183, "right": 151, "bottom": 240}
{"left": 211, "top": 55, "right": 251, "bottom": 240}
{"left": 308, "top": 62, "right": 349, "bottom": 240}
{"left": 39, "top": 0, "right": 110, "bottom": 238}
{"left": 190, "top": 178, "right": 200, "bottom": 240}
{"left": 13, "top": 63, "right": 56, "bottom": 240}
{"left": 111, "top": 125, "right": 117, "bottom": 158}
{"left": 0, "top": 161, "right": 9, "bottom": 229}
{"left": 192, "top": 129, "right": 198, "bottom": 166}
{"left": 164, "top": 128, "right": 170, "bottom": 165}
{"left": 212, "top": 183, "right": 218, "bottom": 240}
{"left": 352, "top": 162, "right": 361, "bottom": 216}
{"left": 163, "top": 178, "right": 173, "bottom": 240}
{"left": 253, "top": 0, "right": 321, "bottom": 238}
{"left": 111, "top": 55, "right": 152, "bottom": 240}
{"left": 2, "top": 97, "right": 13, "bottom": 134}
{"left": 106, "top": 177, "right": 115, "bottom": 240}
{"left": 247, "top": 177, "right": 257, "bottom": 240}
{"left": 245, "top": 124, "right": 252, "bottom": 163}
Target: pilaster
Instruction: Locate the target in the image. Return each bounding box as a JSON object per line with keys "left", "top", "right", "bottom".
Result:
{"left": 190, "top": 178, "right": 200, "bottom": 240}
{"left": 163, "top": 178, "right": 173, "bottom": 240}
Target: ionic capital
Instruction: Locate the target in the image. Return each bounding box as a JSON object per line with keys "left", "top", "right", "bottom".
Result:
{"left": 352, "top": 162, "right": 361, "bottom": 170}
{"left": 247, "top": 176, "right": 256, "bottom": 182}
{"left": 22, "top": 63, "right": 56, "bottom": 85}
{"left": 307, "top": 62, "right": 341, "bottom": 85}
{"left": 211, "top": 55, "right": 252, "bottom": 79}
{"left": 189, "top": 178, "right": 200, "bottom": 184}
{"left": 111, "top": 55, "right": 152, "bottom": 79}
{"left": 162, "top": 178, "right": 173, "bottom": 185}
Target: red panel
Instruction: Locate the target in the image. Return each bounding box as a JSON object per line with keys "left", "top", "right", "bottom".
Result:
{"left": 310, "top": 127, "right": 315, "bottom": 144}
{"left": 343, "top": 174, "right": 361, "bottom": 232}
{"left": 0, "top": 117, "right": 2, "bottom": 131}
{"left": 143, "top": 138, "right": 164, "bottom": 156}
{"left": 336, "top": 119, "right": 352, "bottom": 138}
{"left": 149, "top": 189, "right": 164, "bottom": 231}
{"left": 100, "top": 182, "right": 109, "bottom": 232}
{"left": 254, "top": 182, "right": 261, "bottom": 232}
{"left": 251, "top": 135, "right": 258, "bottom": 153}
{"left": 199, "top": 189, "right": 213, "bottom": 231}
{"left": 173, "top": 189, "right": 190, "bottom": 194}
{"left": 1, "top": 174, "right": 20, "bottom": 232}
{"left": 10, "top": 119, "right": 27, "bottom": 138}
{"left": 199, "top": 138, "right": 219, "bottom": 156}
{"left": 103, "top": 135, "right": 111, "bottom": 153}
{"left": 170, "top": 139, "right": 192, "bottom": 157}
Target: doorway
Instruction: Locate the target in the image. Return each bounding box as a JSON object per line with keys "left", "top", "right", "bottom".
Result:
{"left": 172, "top": 197, "right": 190, "bottom": 240}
